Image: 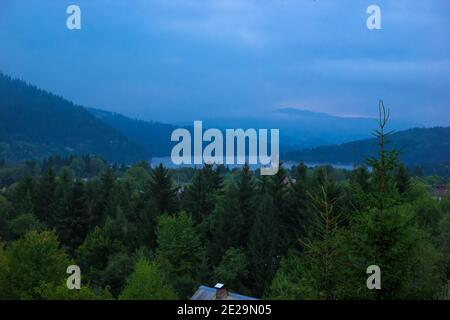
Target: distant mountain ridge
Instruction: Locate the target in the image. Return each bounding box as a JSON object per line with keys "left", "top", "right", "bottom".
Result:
{"left": 0, "top": 73, "right": 144, "bottom": 163}
{"left": 88, "top": 108, "right": 178, "bottom": 158}
{"left": 201, "top": 107, "right": 418, "bottom": 151}
{"left": 285, "top": 126, "right": 450, "bottom": 175}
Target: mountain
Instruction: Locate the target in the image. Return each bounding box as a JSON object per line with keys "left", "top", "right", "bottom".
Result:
{"left": 285, "top": 126, "right": 450, "bottom": 176}
{"left": 0, "top": 73, "right": 144, "bottom": 163}
{"left": 200, "top": 108, "right": 418, "bottom": 151}
{"left": 88, "top": 108, "right": 178, "bottom": 158}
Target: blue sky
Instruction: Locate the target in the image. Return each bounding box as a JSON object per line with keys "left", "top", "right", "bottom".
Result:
{"left": 0, "top": 0, "right": 449, "bottom": 125}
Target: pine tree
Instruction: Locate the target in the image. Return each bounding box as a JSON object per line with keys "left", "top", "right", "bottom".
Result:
{"left": 246, "top": 193, "right": 278, "bottom": 297}
{"left": 237, "top": 164, "right": 257, "bottom": 243}
{"left": 56, "top": 180, "right": 91, "bottom": 253}
{"left": 34, "top": 168, "right": 58, "bottom": 226}
{"left": 147, "top": 163, "right": 178, "bottom": 215}
{"left": 395, "top": 164, "right": 411, "bottom": 195}
{"left": 207, "top": 182, "right": 245, "bottom": 265}
{"left": 348, "top": 101, "right": 443, "bottom": 299}
{"left": 93, "top": 167, "right": 116, "bottom": 224}
{"left": 183, "top": 164, "right": 223, "bottom": 225}
{"left": 283, "top": 163, "right": 312, "bottom": 252}
{"left": 366, "top": 100, "right": 399, "bottom": 213}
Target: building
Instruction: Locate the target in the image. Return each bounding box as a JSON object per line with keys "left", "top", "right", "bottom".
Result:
{"left": 191, "top": 283, "right": 257, "bottom": 300}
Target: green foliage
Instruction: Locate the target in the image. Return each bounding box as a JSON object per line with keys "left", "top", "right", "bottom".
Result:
{"left": 147, "top": 163, "right": 178, "bottom": 215}
{"left": 413, "top": 196, "right": 443, "bottom": 234}
{"left": 349, "top": 205, "right": 443, "bottom": 299}
{"left": 155, "top": 212, "right": 204, "bottom": 298}
{"left": 119, "top": 258, "right": 177, "bottom": 300}
{"left": 395, "top": 164, "right": 411, "bottom": 195}
{"left": 9, "top": 213, "right": 43, "bottom": 238}
{"left": 0, "top": 104, "right": 449, "bottom": 302}
{"left": 56, "top": 180, "right": 91, "bottom": 252}
{"left": 247, "top": 193, "right": 278, "bottom": 297}
{"left": 76, "top": 225, "right": 128, "bottom": 295}
{"left": 207, "top": 182, "right": 245, "bottom": 265}
{"left": 36, "top": 282, "right": 113, "bottom": 300}
{"left": 436, "top": 213, "right": 450, "bottom": 278}
{"left": 1, "top": 230, "right": 71, "bottom": 299}
{"left": 183, "top": 164, "right": 223, "bottom": 224}
{"left": 212, "top": 248, "right": 248, "bottom": 295}
{"left": 0, "top": 73, "right": 143, "bottom": 163}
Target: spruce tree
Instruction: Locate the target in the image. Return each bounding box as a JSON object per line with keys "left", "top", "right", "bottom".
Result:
{"left": 207, "top": 181, "right": 245, "bottom": 266}
{"left": 246, "top": 193, "right": 278, "bottom": 297}
{"left": 283, "top": 163, "right": 312, "bottom": 252}
{"left": 395, "top": 164, "right": 411, "bottom": 195}
{"left": 236, "top": 164, "right": 257, "bottom": 243}
{"left": 147, "top": 163, "right": 178, "bottom": 215}
{"left": 57, "top": 180, "right": 91, "bottom": 253}
{"left": 183, "top": 164, "right": 223, "bottom": 225}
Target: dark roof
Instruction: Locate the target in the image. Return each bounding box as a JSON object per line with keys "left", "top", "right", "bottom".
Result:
{"left": 191, "top": 285, "right": 257, "bottom": 300}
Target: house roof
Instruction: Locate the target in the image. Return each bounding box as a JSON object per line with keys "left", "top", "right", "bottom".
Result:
{"left": 191, "top": 285, "right": 257, "bottom": 300}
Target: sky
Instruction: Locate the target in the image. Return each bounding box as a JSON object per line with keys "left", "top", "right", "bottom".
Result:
{"left": 0, "top": 0, "right": 449, "bottom": 125}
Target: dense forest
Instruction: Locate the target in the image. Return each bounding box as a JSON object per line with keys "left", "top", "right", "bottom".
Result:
{"left": 88, "top": 108, "right": 178, "bottom": 159}
{"left": 285, "top": 126, "right": 450, "bottom": 177}
{"left": 0, "top": 73, "right": 144, "bottom": 163}
{"left": 0, "top": 110, "right": 449, "bottom": 300}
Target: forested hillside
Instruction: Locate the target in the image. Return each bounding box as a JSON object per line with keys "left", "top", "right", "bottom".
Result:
{"left": 286, "top": 127, "right": 450, "bottom": 176}
{"left": 88, "top": 108, "right": 177, "bottom": 158}
{"left": 0, "top": 73, "right": 144, "bottom": 163}
{"left": 0, "top": 116, "right": 449, "bottom": 299}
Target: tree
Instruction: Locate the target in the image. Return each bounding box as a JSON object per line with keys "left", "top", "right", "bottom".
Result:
{"left": 206, "top": 182, "right": 245, "bottom": 266}
{"left": 147, "top": 163, "right": 178, "bottom": 215}
{"left": 119, "top": 258, "right": 177, "bottom": 300}
{"left": 155, "top": 212, "right": 204, "bottom": 297}
{"left": 212, "top": 248, "right": 249, "bottom": 295}
{"left": 56, "top": 180, "right": 91, "bottom": 253}
{"left": 34, "top": 168, "right": 58, "bottom": 226}
{"left": 283, "top": 163, "right": 312, "bottom": 252}
{"left": 183, "top": 164, "right": 223, "bottom": 224}
{"left": 76, "top": 225, "right": 127, "bottom": 293}
{"left": 0, "top": 241, "right": 8, "bottom": 298}
{"left": 122, "top": 164, "right": 151, "bottom": 193}
{"left": 366, "top": 101, "right": 399, "bottom": 213}
{"left": 1, "top": 230, "right": 71, "bottom": 299}
{"left": 347, "top": 101, "right": 443, "bottom": 299}
{"left": 268, "top": 182, "right": 349, "bottom": 299}
{"left": 246, "top": 194, "right": 278, "bottom": 297}
{"left": 395, "top": 164, "right": 411, "bottom": 195}
{"left": 0, "top": 195, "right": 11, "bottom": 240}
{"left": 236, "top": 164, "right": 257, "bottom": 243}
{"left": 35, "top": 281, "right": 112, "bottom": 300}
{"left": 437, "top": 214, "right": 450, "bottom": 279}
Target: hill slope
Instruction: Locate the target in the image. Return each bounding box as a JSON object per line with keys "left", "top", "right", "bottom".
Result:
{"left": 0, "top": 73, "right": 144, "bottom": 163}
{"left": 201, "top": 108, "right": 418, "bottom": 150}
{"left": 285, "top": 126, "right": 450, "bottom": 175}
{"left": 88, "top": 108, "right": 177, "bottom": 158}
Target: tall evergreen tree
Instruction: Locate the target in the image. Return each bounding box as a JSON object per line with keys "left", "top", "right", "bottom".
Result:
{"left": 56, "top": 180, "right": 91, "bottom": 253}
{"left": 246, "top": 193, "right": 278, "bottom": 297}
{"left": 236, "top": 164, "right": 257, "bottom": 242}
{"left": 147, "top": 163, "right": 178, "bottom": 215}
{"left": 283, "top": 163, "right": 312, "bottom": 252}
{"left": 183, "top": 164, "right": 223, "bottom": 225}
{"left": 395, "top": 164, "right": 411, "bottom": 195}
{"left": 348, "top": 101, "right": 443, "bottom": 299}
{"left": 34, "top": 168, "right": 58, "bottom": 226}
{"left": 207, "top": 182, "right": 245, "bottom": 266}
